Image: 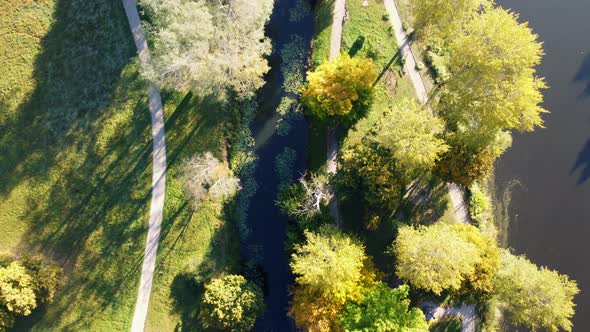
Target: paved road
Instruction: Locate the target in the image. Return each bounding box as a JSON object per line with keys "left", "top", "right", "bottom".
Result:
{"left": 327, "top": 0, "right": 346, "bottom": 226}
{"left": 121, "top": 0, "right": 167, "bottom": 331}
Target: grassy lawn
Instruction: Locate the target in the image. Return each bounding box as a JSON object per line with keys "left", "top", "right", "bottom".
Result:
{"left": 1, "top": 0, "right": 155, "bottom": 330}
{"left": 2, "top": 1, "right": 240, "bottom": 330}
{"left": 310, "top": 0, "right": 334, "bottom": 67}
{"left": 145, "top": 93, "right": 240, "bottom": 331}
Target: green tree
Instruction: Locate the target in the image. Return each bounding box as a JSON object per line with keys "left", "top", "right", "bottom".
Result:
{"left": 373, "top": 98, "right": 448, "bottom": 172}
{"left": 289, "top": 225, "right": 375, "bottom": 331}
{"left": 0, "top": 262, "right": 36, "bottom": 316}
{"left": 199, "top": 274, "right": 264, "bottom": 332}
{"left": 338, "top": 283, "right": 428, "bottom": 332}
{"left": 441, "top": 7, "right": 546, "bottom": 147}
{"left": 141, "top": 0, "right": 274, "bottom": 98}
{"left": 393, "top": 223, "right": 499, "bottom": 295}
{"left": 22, "top": 256, "right": 64, "bottom": 304}
{"left": 411, "top": 0, "right": 490, "bottom": 42}
{"left": 494, "top": 251, "right": 579, "bottom": 332}
{"left": 301, "top": 54, "right": 377, "bottom": 126}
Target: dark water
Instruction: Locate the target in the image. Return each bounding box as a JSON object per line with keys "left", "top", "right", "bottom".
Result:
{"left": 494, "top": 0, "right": 590, "bottom": 330}
{"left": 245, "top": 0, "right": 313, "bottom": 330}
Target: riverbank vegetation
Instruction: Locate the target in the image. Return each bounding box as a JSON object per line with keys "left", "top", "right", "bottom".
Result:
{"left": 280, "top": 0, "right": 579, "bottom": 331}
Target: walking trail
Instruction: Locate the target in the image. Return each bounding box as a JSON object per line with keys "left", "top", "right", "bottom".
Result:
{"left": 121, "top": 0, "right": 167, "bottom": 331}
{"left": 326, "top": 0, "right": 346, "bottom": 225}
{"left": 383, "top": 0, "right": 474, "bottom": 330}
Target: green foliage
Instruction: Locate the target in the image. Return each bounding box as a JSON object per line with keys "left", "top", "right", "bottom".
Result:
{"left": 281, "top": 35, "right": 309, "bottom": 94}
{"left": 302, "top": 54, "right": 377, "bottom": 126}
{"left": 424, "top": 50, "right": 450, "bottom": 83}
{"left": 200, "top": 274, "right": 264, "bottom": 332}
{"left": 338, "top": 142, "right": 406, "bottom": 218}
{"left": 494, "top": 251, "right": 579, "bottom": 332}
{"left": 429, "top": 318, "right": 462, "bottom": 332}
{"left": 0, "top": 262, "right": 36, "bottom": 316}
{"left": 393, "top": 223, "right": 500, "bottom": 295}
{"left": 434, "top": 141, "right": 495, "bottom": 187}
{"left": 274, "top": 147, "right": 298, "bottom": 188}
{"left": 289, "top": 226, "right": 375, "bottom": 331}
{"left": 338, "top": 283, "right": 428, "bottom": 331}
{"left": 441, "top": 7, "right": 547, "bottom": 145}
{"left": 411, "top": 0, "right": 490, "bottom": 42}
{"left": 0, "top": 307, "right": 14, "bottom": 332}
{"left": 21, "top": 256, "right": 64, "bottom": 304}
{"left": 372, "top": 98, "right": 448, "bottom": 173}
{"left": 141, "top": 0, "right": 274, "bottom": 97}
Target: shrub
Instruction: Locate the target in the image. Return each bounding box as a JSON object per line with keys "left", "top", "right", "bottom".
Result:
{"left": 200, "top": 275, "right": 264, "bottom": 331}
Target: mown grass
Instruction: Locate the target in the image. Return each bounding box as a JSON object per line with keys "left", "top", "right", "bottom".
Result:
{"left": 310, "top": 0, "right": 334, "bottom": 67}
{"left": 2, "top": 0, "right": 241, "bottom": 330}
{"left": 1, "top": 0, "right": 155, "bottom": 330}
{"left": 144, "top": 93, "right": 240, "bottom": 331}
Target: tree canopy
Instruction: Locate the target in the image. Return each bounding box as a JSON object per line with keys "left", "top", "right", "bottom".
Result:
{"left": 441, "top": 7, "right": 546, "bottom": 147}
{"left": 301, "top": 54, "right": 377, "bottom": 126}
{"left": 494, "top": 251, "right": 579, "bottom": 332}
{"left": 338, "top": 283, "right": 428, "bottom": 332}
{"left": 199, "top": 274, "right": 264, "bottom": 332}
{"left": 0, "top": 262, "right": 36, "bottom": 316}
{"left": 289, "top": 225, "right": 375, "bottom": 331}
{"left": 393, "top": 223, "right": 499, "bottom": 295}
{"left": 141, "top": 0, "right": 274, "bottom": 97}
{"left": 373, "top": 98, "right": 448, "bottom": 172}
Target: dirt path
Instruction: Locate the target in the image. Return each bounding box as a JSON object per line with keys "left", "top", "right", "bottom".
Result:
{"left": 121, "top": 0, "right": 167, "bottom": 331}
{"left": 326, "top": 0, "right": 346, "bottom": 225}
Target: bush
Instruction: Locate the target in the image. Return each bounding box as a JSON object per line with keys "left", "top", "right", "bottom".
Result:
{"left": 435, "top": 143, "right": 495, "bottom": 187}
{"left": 200, "top": 275, "right": 264, "bottom": 332}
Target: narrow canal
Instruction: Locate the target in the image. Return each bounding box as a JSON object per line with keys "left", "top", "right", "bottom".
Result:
{"left": 494, "top": 0, "right": 590, "bottom": 329}
{"left": 245, "top": 0, "right": 313, "bottom": 330}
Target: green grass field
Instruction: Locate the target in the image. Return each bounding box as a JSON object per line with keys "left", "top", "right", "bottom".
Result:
{"left": 1, "top": 0, "right": 238, "bottom": 330}
{"left": 310, "top": 0, "right": 334, "bottom": 67}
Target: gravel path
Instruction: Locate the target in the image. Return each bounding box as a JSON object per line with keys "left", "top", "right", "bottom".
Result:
{"left": 327, "top": 0, "right": 346, "bottom": 226}
{"left": 121, "top": 0, "right": 167, "bottom": 331}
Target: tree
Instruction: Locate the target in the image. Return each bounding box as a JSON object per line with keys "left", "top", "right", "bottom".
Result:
{"left": 441, "top": 7, "right": 546, "bottom": 147}
{"left": 277, "top": 173, "right": 332, "bottom": 221}
{"left": 0, "top": 262, "right": 36, "bottom": 316}
{"left": 141, "top": 0, "right": 274, "bottom": 98}
{"left": 372, "top": 98, "right": 448, "bottom": 172}
{"left": 22, "top": 256, "right": 64, "bottom": 304}
{"left": 301, "top": 54, "right": 377, "bottom": 126}
{"left": 494, "top": 251, "right": 579, "bottom": 332}
{"left": 338, "top": 142, "right": 406, "bottom": 217}
{"left": 200, "top": 274, "right": 264, "bottom": 331}
{"left": 411, "top": 0, "right": 490, "bottom": 42}
{"left": 393, "top": 223, "right": 499, "bottom": 295}
{"left": 338, "top": 283, "right": 428, "bottom": 332}
{"left": 179, "top": 152, "right": 241, "bottom": 210}
{"left": 289, "top": 225, "right": 375, "bottom": 331}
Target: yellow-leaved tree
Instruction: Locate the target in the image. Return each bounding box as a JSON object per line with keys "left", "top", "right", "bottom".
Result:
{"left": 301, "top": 54, "right": 377, "bottom": 126}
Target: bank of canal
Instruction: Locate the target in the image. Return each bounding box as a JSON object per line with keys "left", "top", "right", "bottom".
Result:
{"left": 495, "top": 0, "right": 590, "bottom": 329}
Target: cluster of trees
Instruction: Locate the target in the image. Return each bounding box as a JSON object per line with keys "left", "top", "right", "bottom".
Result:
{"left": 393, "top": 223, "right": 579, "bottom": 331}
{"left": 288, "top": 226, "right": 428, "bottom": 331}
{"left": 411, "top": 0, "right": 547, "bottom": 186}
{"left": 0, "top": 257, "right": 63, "bottom": 330}
{"left": 140, "top": 0, "right": 274, "bottom": 98}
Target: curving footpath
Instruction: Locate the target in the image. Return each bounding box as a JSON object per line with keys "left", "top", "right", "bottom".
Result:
{"left": 326, "top": 0, "right": 346, "bottom": 226}
{"left": 384, "top": 0, "right": 474, "bottom": 331}
{"left": 121, "top": 0, "right": 167, "bottom": 331}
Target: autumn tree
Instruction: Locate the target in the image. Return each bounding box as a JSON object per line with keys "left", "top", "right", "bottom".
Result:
{"left": 338, "top": 283, "right": 428, "bottom": 332}
{"left": 289, "top": 226, "right": 375, "bottom": 331}
{"left": 494, "top": 251, "right": 579, "bottom": 332}
{"left": 199, "top": 274, "right": 264, "bottom": 332}
{"left": 179, "top": 152, "right": 241, "bottom": 210}
{"left": 440, "top": 7, "right": 546, "bottom": 148}
{"left": 141, "top": 0, "right": 274, "bottom": 97}
{"left": 301, "top": 54, "right": 377, "bottom": 126}
{"left": 393, "top": 223, "right": 500, "bottom": 295}
{"left": 411, "top": 0, "right": 491, "bottom": 42}
{"left": 0, "top": 262, "right": 37, "bottom": 316}
{"left": 372, "top": 98, "right": 448, "bottom": 173}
